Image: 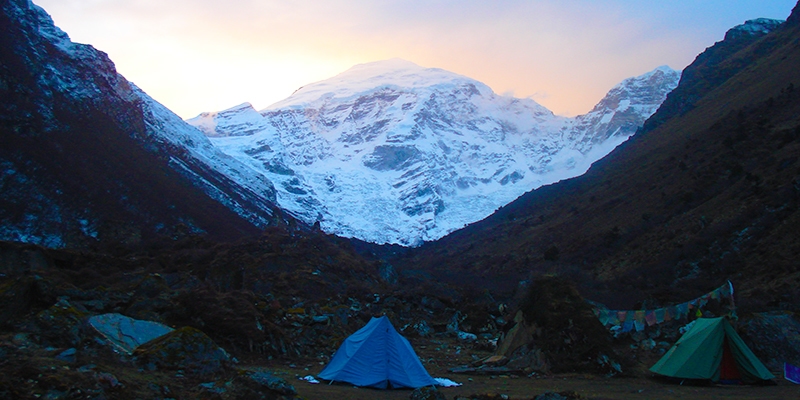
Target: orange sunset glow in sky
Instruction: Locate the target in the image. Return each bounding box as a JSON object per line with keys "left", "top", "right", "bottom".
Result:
{"left": 34, "top": 0, "right": 797, "bottom": 119}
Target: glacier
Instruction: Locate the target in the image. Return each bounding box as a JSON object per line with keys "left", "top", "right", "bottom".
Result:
{"left": 188, "top": 59, "right": 680, "bottom": 246}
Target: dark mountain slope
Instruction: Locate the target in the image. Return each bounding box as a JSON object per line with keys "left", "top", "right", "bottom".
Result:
{"left": 0, "top": 0, "right": 283, "bottom": 248}
{"left": 643, "top": 18, "right": 784, "bottom": 132}
{"left": 395, "top": 5, "right": 800, "bottom": 310}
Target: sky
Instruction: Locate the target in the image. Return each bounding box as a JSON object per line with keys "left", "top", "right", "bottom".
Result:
{"left": 35, "top": 0, "right": 797, "bottom": 120}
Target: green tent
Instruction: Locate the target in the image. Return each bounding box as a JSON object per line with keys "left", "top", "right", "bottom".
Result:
{"left": 650, "top": 317, "right": 774, "bottom": 384}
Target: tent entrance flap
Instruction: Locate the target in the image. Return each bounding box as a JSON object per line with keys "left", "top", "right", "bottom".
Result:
{"left": 719, "top": 339, "right": 742, "bottom": 381}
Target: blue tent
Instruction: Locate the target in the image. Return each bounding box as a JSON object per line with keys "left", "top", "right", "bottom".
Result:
{"left": 318, "top": 316, "right": 438, "bottom": 389}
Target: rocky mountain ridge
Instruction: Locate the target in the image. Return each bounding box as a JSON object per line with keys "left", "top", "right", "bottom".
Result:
{"left": 0, "top": 0, "right": 286, "bottom": 248}
{"left": 2, "top": 1, "right": 800, "bottom": 397}
{"left": 190, "top": 60, "right": 679, "bottom": 245}
{"left": 391, "top": 11, "right": 799, "bottom": 310}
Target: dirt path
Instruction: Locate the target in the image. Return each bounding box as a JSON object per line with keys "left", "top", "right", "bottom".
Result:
{"left": 283, "top": 371, "right": 798, "bottom": 400}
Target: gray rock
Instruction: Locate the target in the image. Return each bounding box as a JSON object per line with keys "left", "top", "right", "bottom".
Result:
{"left": 133, "top": 326, "right": 229, "bottom": 376}
{"left": 410, "top": 386, "right": 446, "bottom": 400}
{"left": 35, "top": 299, "right": 88, "bottom": 347}
{"left": 87, "top": 313, "right": 173, "bottom": 354}
{"left": 412, "top": 320, "right": 433, "bottom": 337}
{"left": 55, "top": 347, "right": 77, "bottom": 363}
{"left": 363, "top": 145, "right": 421, "bottom": 171}
{"left": 198, "top": 381, "right": 228, "bottom": 395}
{"left": 246, "top": 370, "right": 297, "bottom": 396}
{"left": 457, "top": 331, "right": 478, "bottom": 342}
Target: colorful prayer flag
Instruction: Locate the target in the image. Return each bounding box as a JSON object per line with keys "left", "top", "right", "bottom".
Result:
{"left": 608, "top": 313, "right": 619, "bottom": 326}
{"left": 634, "top": 319, "right": 645, "bottom": 332}
{"left": 622, "top": 319, "right": 634, "bottom": 333}
{"left": 676, "top": 303, "right": 689, "bottom": 319}
{"left": 617, "top": 311, "right": 627, "bottom": 323}
{"left": 598, "top": 310, "right": 611, "bottom": 326}
{"left": 588, "top": 281, "right": 738, "bottom": 334}
{"left": 655, "top": 308, "right": 666, "bottom": 324}
{"left": 634, "top": 310, "right": 645, "bottom": 323}
{"left": 645, "top": 311, "right": 657, "bottom": 326}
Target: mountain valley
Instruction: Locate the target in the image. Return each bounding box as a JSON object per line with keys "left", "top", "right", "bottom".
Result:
{"left": 1, "top": 0, "right": 800, "bottom": 398}
{"left": 189, "top": 60, "right": 679, "bottom": 245}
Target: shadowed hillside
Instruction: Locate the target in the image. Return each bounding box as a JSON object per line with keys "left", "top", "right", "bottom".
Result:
{"left": 0, "top": 0, "right": 284, "bottom": 248}
{"left": 395, "top": 4, "right": 800, "bottom": 311}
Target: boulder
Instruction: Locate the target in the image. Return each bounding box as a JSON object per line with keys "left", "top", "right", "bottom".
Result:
{"left": 244, "top": 369, "right": 297, "bottom": 396}
{"left": 409, "top": 320, "right": 433, "bottom": 337}
{"left": 133, "top": 326, "right": 229, "bottom": 376}
{"left": 410, "top": 386, "right": 447, "bottom": 400}
{"left": 88, "top": 313, "right": 174, "bottom": 354}
{"left": 500, "top": 276, "right": 620, "bottom": 374}
{"left": 55, "top": 348, "right": 77, "bottom": 363}
{"left": 0, "top": 276, "right": 57, "bottom": 328}
{"left": 34, "top": 298, "right": 89, "bottom": 347}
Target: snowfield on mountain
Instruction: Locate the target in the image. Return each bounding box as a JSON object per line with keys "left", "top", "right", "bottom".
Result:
{"left": 188, "top": 59, "right": 679, "bottom": 246}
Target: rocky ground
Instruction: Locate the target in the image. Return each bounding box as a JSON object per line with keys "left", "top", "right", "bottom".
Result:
{"left": 1, "top": 237, "right": 798, "bottom": 399}
{"left": 3, "top": 324, "right": 796, "bottom": 400}
{"left": 290, "top": 361, "right": 799, "bottom": 400}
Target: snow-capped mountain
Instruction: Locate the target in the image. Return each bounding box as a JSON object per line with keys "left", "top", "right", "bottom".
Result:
{"left": 189, "top": 59, "right": 679, "bottom": 246}
{"left": 1, "top": 0, "right": 283, "bottom": 247}
{"left": 562, "top": 66, "right": 680, "bottom": 153}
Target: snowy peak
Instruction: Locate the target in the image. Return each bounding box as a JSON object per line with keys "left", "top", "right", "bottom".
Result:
{"left": 267, "top": 58, "right": 498, "bottom": 110}
{"left": 565, "top": 66, "right": 680, "bottom": 150}
{"left": 189, "top": 61, "right": 679, "bottom": 246}
{"left": 329, "top": 58, "right": 428, "bottom": 83}
{"left": 605, "top": 66, "right": 679, "bottom": 102}
{"left": 186, "top": 102, "right": 271, "bottom": 137}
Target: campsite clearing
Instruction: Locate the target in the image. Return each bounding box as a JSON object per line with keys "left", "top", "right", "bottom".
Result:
{"left": 286, "top": 372, "right": 798, "bottom": 400}
{"left": 270, "top": 335, "right": 798, "bottom": 400}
